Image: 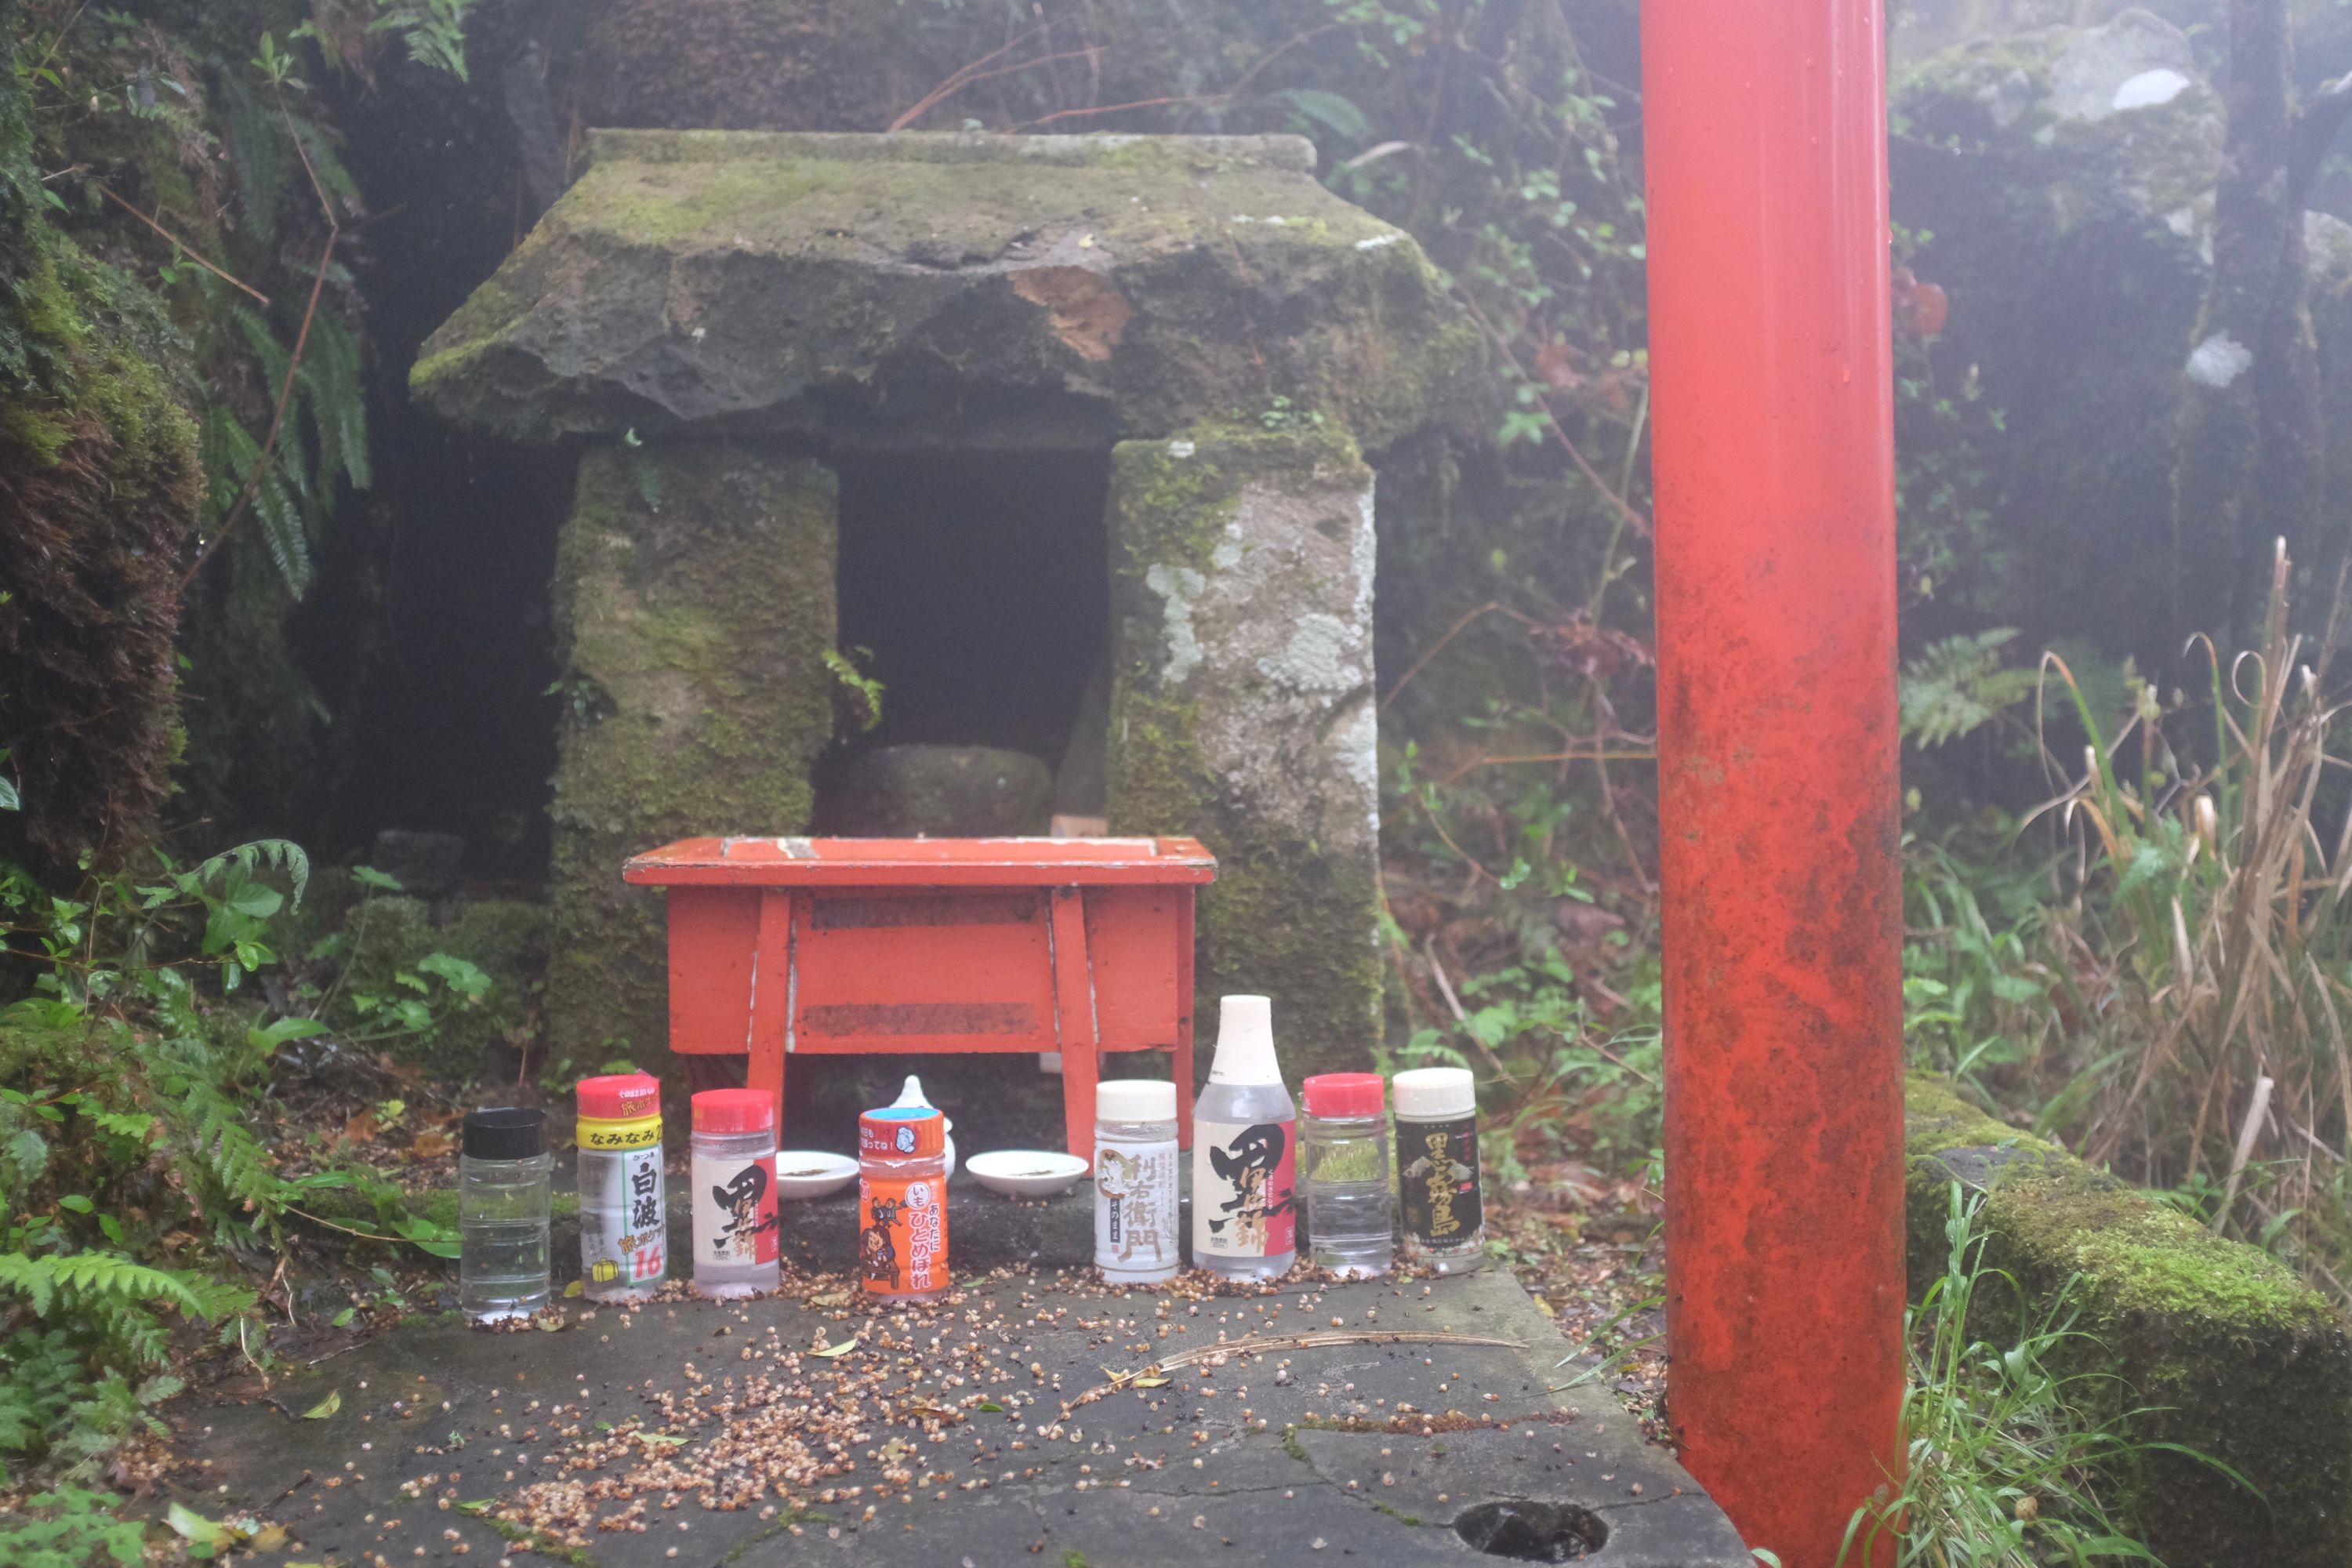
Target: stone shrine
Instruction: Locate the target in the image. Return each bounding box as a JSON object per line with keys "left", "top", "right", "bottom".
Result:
{"left": 413, "top": 129, "right": 1482, "bottom": 1079}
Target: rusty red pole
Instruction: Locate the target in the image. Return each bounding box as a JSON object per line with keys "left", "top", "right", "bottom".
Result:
{"left": 1642, "top": 2, "right": 1906, "bottom": 1563}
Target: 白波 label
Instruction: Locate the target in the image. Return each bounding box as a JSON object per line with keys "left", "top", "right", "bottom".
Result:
{"left": 581, "top": 1145, "right": 666, "bottom": 1286}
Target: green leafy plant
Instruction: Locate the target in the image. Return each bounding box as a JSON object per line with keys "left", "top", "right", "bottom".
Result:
{"left": 824, "top": 646, "right": 886, "bottom": 732}
{"left": 0, "top": 811, "right": 459, "bottom": 1477}
{"left": 1838, "top": 1184, "right": 2234, "bottom": 1565}
{"left": 0, "top": 1486, "right": 148, "bottom": 1567}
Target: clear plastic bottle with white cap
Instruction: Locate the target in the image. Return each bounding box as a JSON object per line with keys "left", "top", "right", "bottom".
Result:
{"left": 1190, "top": 995, "right": 1297, "bottom": 1280}
{"left": 1393, "top": 1065, "right": 1485, "bottom": 1272}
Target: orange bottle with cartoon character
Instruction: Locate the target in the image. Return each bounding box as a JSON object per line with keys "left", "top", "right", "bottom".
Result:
{"left": 858, "top": 1106, "right": 948, "bottom": 1301}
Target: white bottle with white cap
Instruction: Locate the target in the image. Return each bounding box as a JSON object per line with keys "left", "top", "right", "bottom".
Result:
{"left": 1190, "top": 995, "right": 1298, "bottom": 1279}
{"left": 1093, "top": 1079, "right": 1180, "bottom": 1285}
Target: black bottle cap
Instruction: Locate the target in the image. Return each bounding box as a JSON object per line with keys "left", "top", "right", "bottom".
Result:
{"left": 463, "top": 1106, "right": 546, "bottom": 1160}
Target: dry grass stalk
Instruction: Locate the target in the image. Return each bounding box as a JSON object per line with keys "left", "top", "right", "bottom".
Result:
{"left": 2034, "top": 542, "right": 2351, "bottom": 1287}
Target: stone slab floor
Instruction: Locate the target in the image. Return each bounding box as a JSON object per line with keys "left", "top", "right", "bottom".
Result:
{"left": 176, "top": 1180, "right": 1746, "bottom": 1567}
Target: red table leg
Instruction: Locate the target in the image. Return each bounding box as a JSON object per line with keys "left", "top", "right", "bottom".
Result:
{"left": 1174, "top": 894, "right": 1196, "bottom": 1150}
{"left": 1049, "top": 887, "right": 1099, "bottom": 1160}
{"left": 746, "top": 890, "right": 794, "bottom": 1137}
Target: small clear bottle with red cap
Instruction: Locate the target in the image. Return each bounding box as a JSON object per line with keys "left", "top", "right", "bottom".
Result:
{"left": 1301, "top": 1073, "right": 1393, "bottom": 1278}
{"left": 576, "top": 1073, "right": 666, "bottom": 1302}
{"left": 691, "top": 1090, "right": 779, "bottom": 1298}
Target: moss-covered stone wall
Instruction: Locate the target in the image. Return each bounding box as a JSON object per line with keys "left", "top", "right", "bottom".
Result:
{"left": 1906, "top": 1074, "right": 2352, "bottom": 1567}
{"left": 1105, "top": 427, "right": 1382, "bottom": 1080}
{"left": 546, "top": 442, "right": 837, "bottom": 1069}
{"left": 0, "top": 45, "right": 202, "bottom": 869}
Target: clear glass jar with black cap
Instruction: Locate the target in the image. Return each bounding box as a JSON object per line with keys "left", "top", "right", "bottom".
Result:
{"left": 460, "top": 1106, "right": 552, "bottom": 1322}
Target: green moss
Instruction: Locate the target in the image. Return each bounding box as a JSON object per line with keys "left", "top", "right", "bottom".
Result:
{"left": 1905, "top": 1074, "right": 2352, "bottom": 1568}
{"left": 545, "top": 442, "right": 837, "bottom": 1073}
{"left": 409, "top": 132, "right": 1484, "bottom": 448}
{"left": 0, "top": 208, "right": 202, "bottom": 869}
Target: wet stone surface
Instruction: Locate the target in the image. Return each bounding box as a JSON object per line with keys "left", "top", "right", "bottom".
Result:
{"left": 177, "top": 1185, "right": 1744, "bottom": 1566}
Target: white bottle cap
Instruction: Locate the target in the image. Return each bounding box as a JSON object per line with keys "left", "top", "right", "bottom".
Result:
{"left": 1392, "top": 1066, "right": 1475, "bottom": 1120}
{"left": 1206, "top": 994, "right": 1283, "bottom": 1085}
{"left": 1095, "top": 1079, "right": 1178, "bottom": 1124}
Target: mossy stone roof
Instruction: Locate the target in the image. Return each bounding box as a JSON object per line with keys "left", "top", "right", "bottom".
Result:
{"left": 411, "top": 130, "right": 1483, "bottom": 449}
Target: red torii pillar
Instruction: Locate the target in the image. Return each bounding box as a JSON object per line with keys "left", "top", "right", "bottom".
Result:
{"left": 1642, "top": 2, "right": 1907, "bottom": 1564}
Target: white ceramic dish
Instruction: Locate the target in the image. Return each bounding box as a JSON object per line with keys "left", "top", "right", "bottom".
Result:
{"left": 773, "top": 1152, "right": 858, "bottom": 1200}
{"left": 964, "top": 1149, "right": 1089, "bottom": 1199}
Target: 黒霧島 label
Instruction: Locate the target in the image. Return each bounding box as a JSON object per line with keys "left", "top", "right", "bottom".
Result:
{"left": 1399, "top": 1116, "right": 1483, "bottom": 1243}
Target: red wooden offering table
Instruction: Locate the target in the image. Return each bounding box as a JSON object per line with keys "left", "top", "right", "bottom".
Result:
{"left": 622, "top": 837, "right": 1217, "bottom": 1160}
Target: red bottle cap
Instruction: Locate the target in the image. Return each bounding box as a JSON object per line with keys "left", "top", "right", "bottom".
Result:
{"left": 691, "top": 1088, "right": 775, "bottom": 1134}
{"left": 858, "top": 1107, "right": 945, "bottom": 1158}
{"left": 577, "top": 1072, "right": 661, "bottom": 1121}
{"left": 1303, "top": 1072, "right": 1385, "bottom": 1118}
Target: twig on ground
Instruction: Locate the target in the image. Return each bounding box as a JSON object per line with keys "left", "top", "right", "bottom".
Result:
{"left": 1427, "top": 937, "right": 1519, "bottom": 1083}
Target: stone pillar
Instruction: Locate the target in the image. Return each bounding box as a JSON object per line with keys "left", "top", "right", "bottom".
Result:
{"left": 546, "top": 443, "right": 837, "bottom": 1067}
{"left": 1105, "top": 428, "right": 1382, "bottom": 1080}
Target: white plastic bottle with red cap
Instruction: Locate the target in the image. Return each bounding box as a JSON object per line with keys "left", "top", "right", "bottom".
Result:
{"left": 1190, "top": 996, "right": 1297, "bottom": 1279}
{"left": 691, "top": 1089, "right": 779, "bottom": 1298}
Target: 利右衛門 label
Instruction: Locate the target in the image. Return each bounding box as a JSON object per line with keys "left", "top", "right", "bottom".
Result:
{"left": 1095, "top": 1140, "right": 1177, "bottom": 1273}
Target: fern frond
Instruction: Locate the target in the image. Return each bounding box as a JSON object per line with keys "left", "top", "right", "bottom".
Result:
{"left": 0, "top": 1252, "right": 203, "bottom": 1320}
{"left": 188, "top": 840, "right": 310, "bottom": 911}
{"left": 1901, "top": 628, "right": 2038, "bottom": 749}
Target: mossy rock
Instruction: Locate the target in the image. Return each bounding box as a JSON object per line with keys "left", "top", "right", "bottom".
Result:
{"left": 0, "top": 186, "right": 202, "bottom": 873}
{"left": 545, "top": 441, "right": 837, "bottom": 1073}
{"left": 327, "top": 895, "right": 549, "bottom": 1082}
{"left": 411, "top": 130, "right": 1484, "bottom": 452}
{"left": 1905, "top": 1074, "right": 2352, "bottom": 1568}
{"left": 1105, "top": 428, "right": 1384, "bottom": 1080}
